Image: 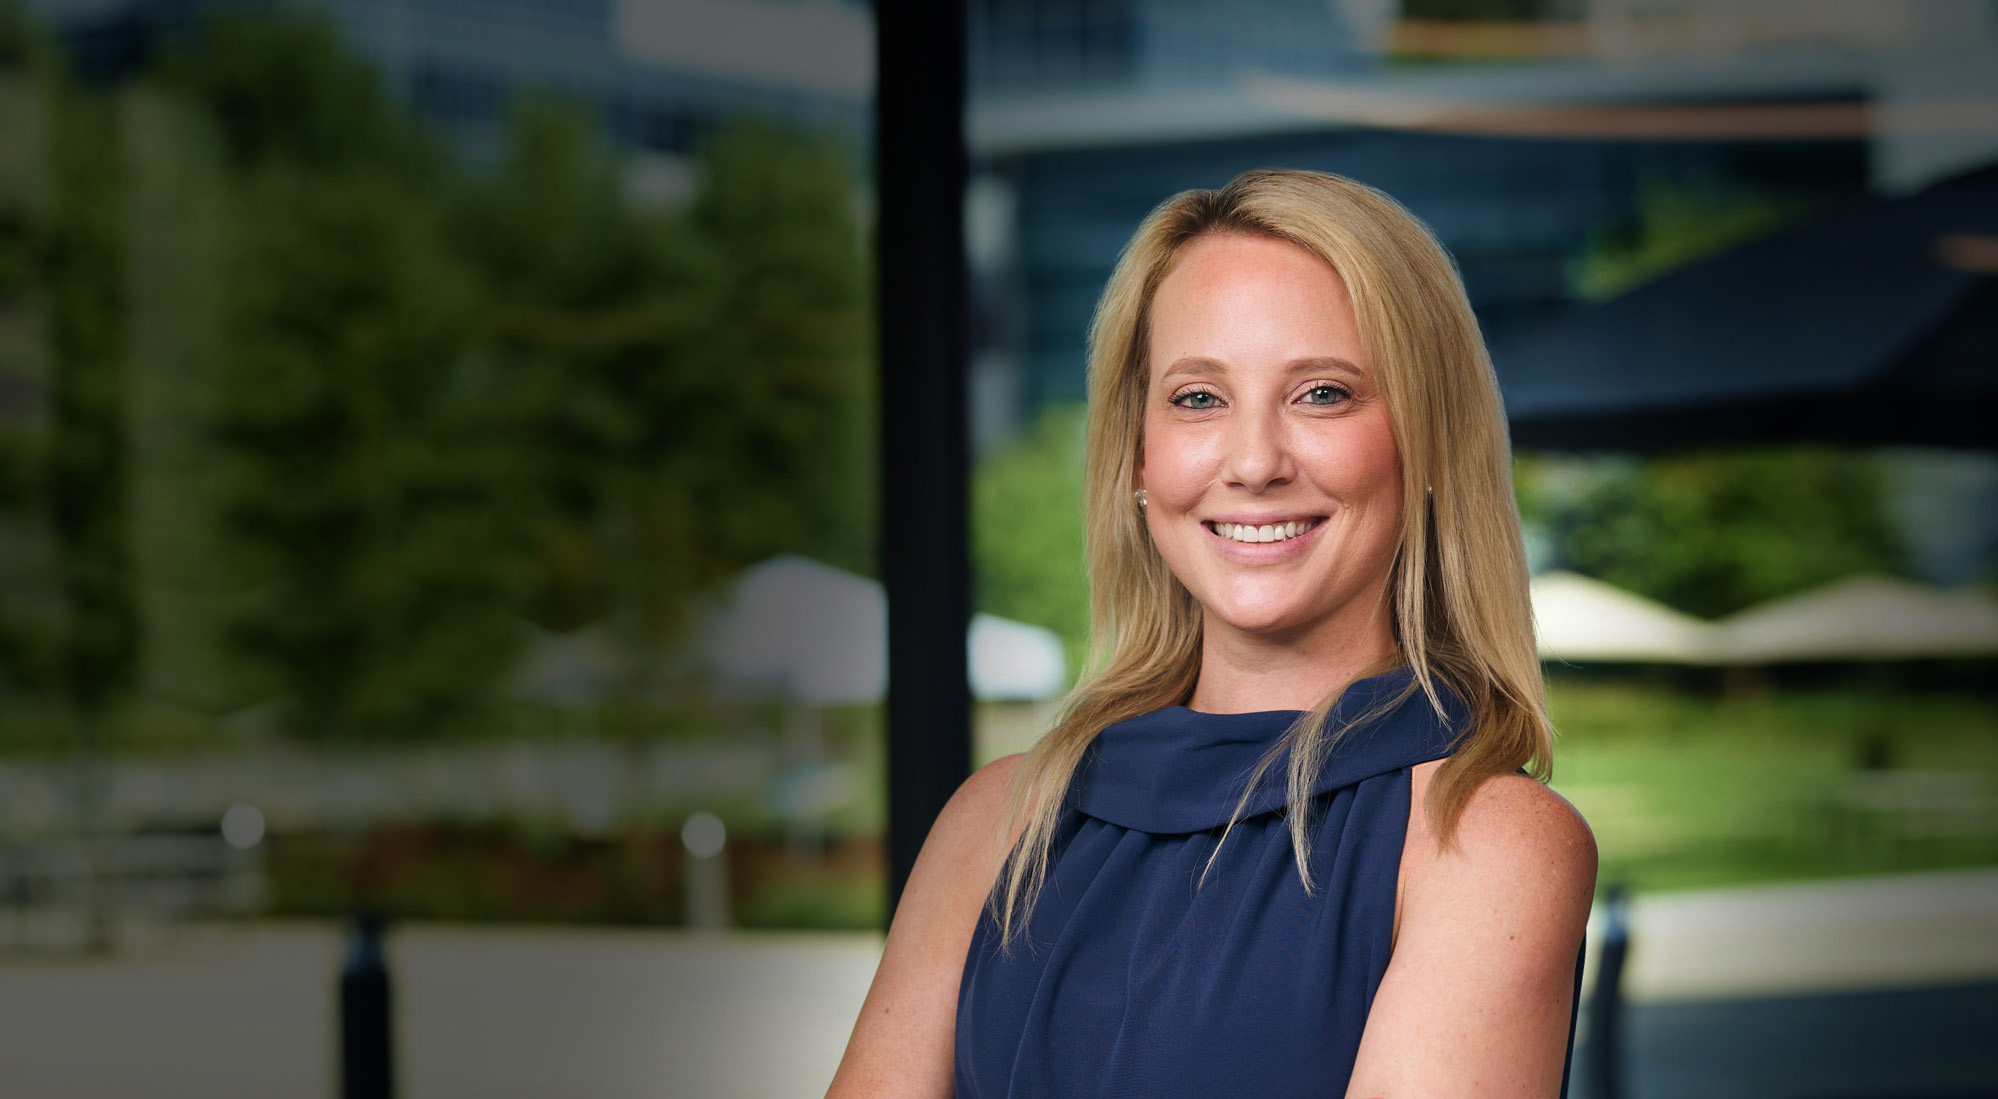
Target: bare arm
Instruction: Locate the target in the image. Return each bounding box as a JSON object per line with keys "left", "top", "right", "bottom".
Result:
{"left": 1346, "top": 769, "right": 1597, "bottom": 1098}
{"left": 826, "top": 754, "right": 1025, "bottom": 1098}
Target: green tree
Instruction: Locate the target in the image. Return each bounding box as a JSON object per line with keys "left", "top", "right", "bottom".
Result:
{"left": 44, "top": 74, "right": 136, "bottom": 722}
{"left": 159, "top": 11, "right": 438, "bottom": 181}
{"left": 166, "top": 13, "right": 519, "bottom": 738}
{"left": 0, "top": 43, "right": 142, "bottom": 943}
{"left": 1523, "top": 448, "right": 1903, "bottom": 618}
{"left": 456, "top": 98, "right": 710, "bottom": 639}
{"left": 8, "top": 8, "right": 878, "bottom": 745}
{"left": 684, "top": 120, "right": 874, "bottom": 579}
{"left": 449, "top": 105, "right": 875, "bottom": 744}
{"left": 0, "top": 33, "right": 59, "bottom": 704}
{"left": 973, "top": 404, "right": 1089, "bottom": 668}
{"left": 218, "top": 165, "right": 515, "bottom": 737}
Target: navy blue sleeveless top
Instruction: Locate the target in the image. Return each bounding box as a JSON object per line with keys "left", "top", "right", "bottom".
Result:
{"left": 954, "top": 667, "right": 1582, "bottom": 1097}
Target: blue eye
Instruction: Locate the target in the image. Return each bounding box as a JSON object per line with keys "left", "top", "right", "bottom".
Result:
{"left": 1303, "top": 384, "right": 1351, "bottom": 406}
{"left": 1172, "top": 390, "right": 1220, "bottom": 410}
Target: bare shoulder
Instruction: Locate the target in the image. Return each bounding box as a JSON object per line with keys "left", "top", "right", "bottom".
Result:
{"left": 949, "top": 751, "right": 1029, "bottom": 830}
{"left": 1405, "top": 763, "right": 1597, "bottom": 907}
{"left": 922, "top": 753, "right": 1030, "bottom": 888}
{"left": 1348, "top": 766, "right": 1596, "bottom": 1098}
{"left": 879, "top": 750, "right": 1030, "bottom": 963}
{"left": 825, "top": 753, "right": 1027, "bottom": 1099}
{"left": 1403, "top": 768, "right": 1597, "bottom": 962}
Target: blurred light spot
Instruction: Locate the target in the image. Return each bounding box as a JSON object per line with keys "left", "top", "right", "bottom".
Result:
{"left": 682, "top": 811, "right": 726, "bottom": 859}
{"left": 221, "top": 803, "right": 265, "bottom": 850}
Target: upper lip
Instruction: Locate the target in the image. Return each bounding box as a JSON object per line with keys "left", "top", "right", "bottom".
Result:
{"left": 1202, "top": 514, "right": 1325, "bottom": 525}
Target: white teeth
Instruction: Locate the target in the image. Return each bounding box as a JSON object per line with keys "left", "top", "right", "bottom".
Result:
{"left": 1213, "top": 520, "right": 1317, "bottom": 544}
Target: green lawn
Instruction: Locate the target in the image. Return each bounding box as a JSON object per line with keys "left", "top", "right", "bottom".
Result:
{"left": 1546, "top": 679, "right": 1998, "bottom": 892}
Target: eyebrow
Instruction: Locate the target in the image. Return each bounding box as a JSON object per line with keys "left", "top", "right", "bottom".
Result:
{"left": 1160, "top": 355, "right": 1367, "bottom": 381}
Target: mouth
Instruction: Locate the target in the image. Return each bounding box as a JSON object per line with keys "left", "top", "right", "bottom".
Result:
{"left": 1203, "top": 517, "right": 1325, "bottom": 545}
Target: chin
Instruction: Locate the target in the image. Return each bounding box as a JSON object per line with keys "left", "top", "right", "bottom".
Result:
{"left": 1206, "top": 601, "right": 1315, "bottom": 638}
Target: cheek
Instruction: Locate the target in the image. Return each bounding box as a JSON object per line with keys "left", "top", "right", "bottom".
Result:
{"left": 1343, "top": 415, "right": 1401, "bottom": 484}
{"left": 1366, "top": 443, "right": 1403, "bottom": 497}
{"left": 1358, "top": 443, "right": 1405, "bottom": 537}
{"left": 1140, "top": 432, "right": 1212, "bottom": 510}
{"left": 1300, "top": 424, "right": 1402, "bottom": 517}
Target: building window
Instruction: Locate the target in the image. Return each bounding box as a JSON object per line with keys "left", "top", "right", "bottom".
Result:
{"left": 412, "top": 62, "right": 509, "bottom": 124}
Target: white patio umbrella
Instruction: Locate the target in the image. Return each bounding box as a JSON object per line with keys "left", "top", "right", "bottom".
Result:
{"left": 969, "top": 613, "right": 1069, "bottom": 702}
{"left": 1715, "top": 575, "right": 1998, "bottom": 663}
{"left": 1530, "top": 570, "right": 1719, "bottom": 664}
{"left": 709, "top": 555, "right": 1068, "bottom": 703}
{"left": 710, "top": 555, "right": 887, "bottom": 705}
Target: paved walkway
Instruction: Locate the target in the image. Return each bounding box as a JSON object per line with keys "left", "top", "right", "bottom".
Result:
{"left": 1, "top": 922, "right": 881, "bottom": 1099}
{"left": 1, "top": 868, "right": 1993, "bottom": 1099}
{"left": 1610, "top": 866, "right": 1998, "bottom": 1001}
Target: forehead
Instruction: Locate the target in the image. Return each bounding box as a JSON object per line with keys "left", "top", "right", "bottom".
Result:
{"left": 1158, "top": 233, "right": 1335, "bottom": 296}
{"left": 1146, "top": 233, "right": 1364, "bottom": 376}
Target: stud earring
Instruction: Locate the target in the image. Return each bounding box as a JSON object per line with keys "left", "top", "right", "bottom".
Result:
{"left": 1135, "top": 489, "right": 1147, "bottom": 509}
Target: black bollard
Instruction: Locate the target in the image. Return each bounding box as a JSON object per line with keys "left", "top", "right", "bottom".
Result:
{"left": 340, "top": 912, "right": 394, "bottom": 1099}
{"left": 1584, "top": 884, "right": 1630, "bottom": 1099}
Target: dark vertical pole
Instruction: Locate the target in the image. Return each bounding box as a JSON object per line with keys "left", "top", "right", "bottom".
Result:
{"left": 1584, "top": 885, "right": 1629, "bottom": 1099}
{"left": 876, "top": 0, "right": 972, "bottom": 915}
{"left": 341, "top": 913, "right": 394, "bottom": 1099}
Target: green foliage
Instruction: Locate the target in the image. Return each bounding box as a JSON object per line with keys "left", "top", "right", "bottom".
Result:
{"left": 1573, "top": 177, "right": 1814, "bottom": 301}
{"left": 973, "top": 403, "right": 1089, "bottom": 667}
{"left": 217, "top": 162, "right": 515, "bottom": 737}
{"left": 683, "top": 120, "right": 875, "bottom": 580}
{"left": 1520, "top": 448, "right": 1904, "bottom": 618}
{"left": 0, "top": 9, "right": 875, "bottom": 745}
{"left": 157, "top": 11, "right": 437, "bottom": 179}
{"left": 454, "top": 98, "right": 708, "bottom": 643}
{"left": 736, "top": 867, "right": 885, "bottom": 930}
{"left": 449, "top": 104, "right": 874, "bottom": 718}
{"left": 44, "top": 76, "right": 135, "bottom": 714}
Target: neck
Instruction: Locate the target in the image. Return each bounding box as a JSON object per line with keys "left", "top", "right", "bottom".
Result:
{"left": 1187, "top": 590, "right": 1400, "bottom": 714}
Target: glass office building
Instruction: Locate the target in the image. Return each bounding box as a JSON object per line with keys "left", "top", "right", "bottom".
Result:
{"left": 956, "top": 0, "right": 1927, "bottom": 444}
{"left": 28, "top": 0, "right": 1951, "bottom": 442}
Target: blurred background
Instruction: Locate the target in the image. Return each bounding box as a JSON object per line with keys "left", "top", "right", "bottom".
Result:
{"left": 0, "top": 0, "right": 1992, "bottom": 1096}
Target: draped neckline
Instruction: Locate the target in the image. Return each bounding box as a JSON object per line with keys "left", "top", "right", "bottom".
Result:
{"left": 1065, "top": 666, "right": 1466, "bottom": 834}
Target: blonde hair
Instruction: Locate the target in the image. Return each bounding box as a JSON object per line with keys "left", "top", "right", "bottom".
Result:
{"left": 992, "top": 169, "right": 1551, "bottom": 950}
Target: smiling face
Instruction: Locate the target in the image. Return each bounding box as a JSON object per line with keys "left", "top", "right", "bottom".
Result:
{"left": 1139, "top": 232, "right": 1404, "bottom": 656}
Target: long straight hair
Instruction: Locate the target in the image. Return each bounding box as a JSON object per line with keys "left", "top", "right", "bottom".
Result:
{"left": 991, "top": 169, "right": 1552, "bottom": 950}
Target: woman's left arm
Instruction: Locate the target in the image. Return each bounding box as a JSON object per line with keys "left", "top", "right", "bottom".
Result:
{"left": 1346, "top": 771, "right": 1598, "bottom": 1098}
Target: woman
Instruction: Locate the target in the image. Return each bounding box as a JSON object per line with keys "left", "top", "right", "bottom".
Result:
{"left": 830, "top": 169, "right": 1596, "bottom": 1097}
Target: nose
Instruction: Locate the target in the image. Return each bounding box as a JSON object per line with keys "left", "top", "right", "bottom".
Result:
{"left": 1220, "top": 404, "right": 1294, "bottom": 492}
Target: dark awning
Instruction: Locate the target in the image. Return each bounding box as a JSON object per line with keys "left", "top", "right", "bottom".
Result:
{"left": 1495, "top": 162, "right": 1998, "bottom": 452}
